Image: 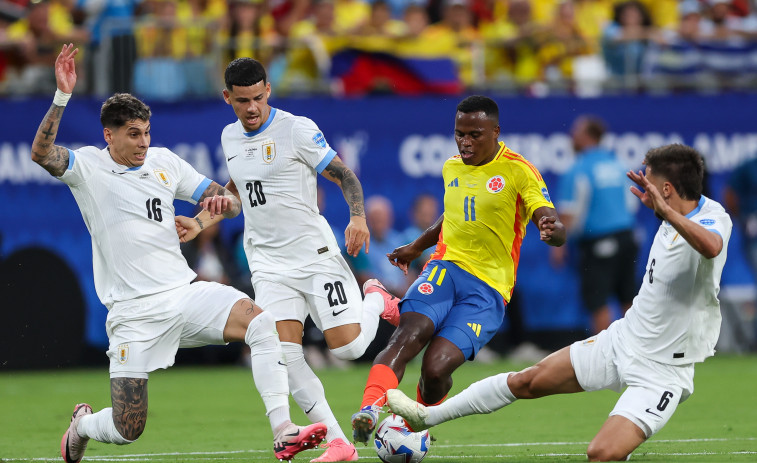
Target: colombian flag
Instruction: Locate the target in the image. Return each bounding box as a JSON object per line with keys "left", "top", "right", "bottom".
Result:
{"left": 330, "top": 49, "right": 462, "bottom": 96}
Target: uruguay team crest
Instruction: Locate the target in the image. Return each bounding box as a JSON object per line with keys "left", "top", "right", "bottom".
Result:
{"left": 486, "top": 175, "right": 505, "bottom": 193}
{"left": 262, "top": 141, "right": 276, "bottom": 163}
{"left": 117, "top": 343, "right": 129, "bottom": 364}
{"left": 418, "top": 282, "right": 434, "bottom": 295}
{"left": 154, "top": 169, "right": 170, "bottom": 186}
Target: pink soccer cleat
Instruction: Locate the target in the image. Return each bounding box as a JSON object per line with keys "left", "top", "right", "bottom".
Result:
{"left": 363, "top": 279, "right": 400, "bottom": 326}
{"left": 310, "top": 438, "right": 358, "bottom": 462}
{"left": 273, "top": 421, "right": 328, "bottom": 461}
{"left": 60, "top": 403, "right": 93, "bottom": 463}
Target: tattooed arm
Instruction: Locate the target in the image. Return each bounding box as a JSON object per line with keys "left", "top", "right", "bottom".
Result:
{"left": 175, "top": 180, "right": 241, "bottom": 243}
{"left": 320, "top": 155, "right": 370, "bottom": 256}
{"left": 31, "top": 44, "right": 78, "bottom": 177}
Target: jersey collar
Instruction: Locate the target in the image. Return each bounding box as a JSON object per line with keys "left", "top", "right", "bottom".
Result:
{"left": 244, "top": 108, "right": 277, "bottom": 137}
{"left": 685, "top": 196, "right": 707, "bottom": 219}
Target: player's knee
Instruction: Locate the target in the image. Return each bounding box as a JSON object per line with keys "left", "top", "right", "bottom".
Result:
{"left": 586, "top": 441, "right": 629, "bottom": 461}
{"left": 245, "top": 310, "right": 276, "bottom": 347}
{"left": 420, "top": 362, "right": 451, "bottom": 385}
{"left": 329, "top": 334, "right": 367, "bottom": 360}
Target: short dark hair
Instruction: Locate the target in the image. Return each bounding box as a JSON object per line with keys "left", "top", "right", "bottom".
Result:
{"left": 225, "top": 57, "right": 267, "bottom": 91}
{"left": 579, "top": 115, "right": 606, "bottom": 141}
{"left": 456, "top": 95, "right": 499, "bottom": 121}
{"left": 644, "top": 144, "right": 704, "bottom": 201}
{"left": 100, "top": 93, "right": 151, "bottom": 129}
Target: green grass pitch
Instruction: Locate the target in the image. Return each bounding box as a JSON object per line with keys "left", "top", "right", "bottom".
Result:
{"left": 1, "top": 354, "right": 755, "bottom": 462}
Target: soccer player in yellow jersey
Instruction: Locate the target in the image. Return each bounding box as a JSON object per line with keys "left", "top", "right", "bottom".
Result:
{"left": 351, "top": 95, "right": 566, "bottom": 444}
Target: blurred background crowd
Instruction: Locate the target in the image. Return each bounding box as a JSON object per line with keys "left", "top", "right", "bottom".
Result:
{"left": 2, "top": 0, "right": 757, "bottom": 99}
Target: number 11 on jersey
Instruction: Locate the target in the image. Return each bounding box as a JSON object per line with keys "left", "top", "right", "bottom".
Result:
{"left": 464, "top": 196, "right": 476, "bottom": 221}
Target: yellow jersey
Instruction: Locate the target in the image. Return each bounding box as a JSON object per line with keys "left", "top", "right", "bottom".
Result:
{"left": 429, "top": 142, "right": 553, "bottom": 301}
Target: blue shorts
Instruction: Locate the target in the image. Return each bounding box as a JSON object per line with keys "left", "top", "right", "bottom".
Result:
{"left": 400, "top": 260, "right": 506, "bottom": 360}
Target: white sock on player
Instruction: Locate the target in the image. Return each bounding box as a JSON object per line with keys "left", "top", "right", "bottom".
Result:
{"left": 426, "top": 372, "right": 517, "bottom": 427}
{"left": 282, "top": 342, "right": 347, "bottom": 442}
{"left": 245, "top": 311, "right": 290, "bottom": 432}
{"left": 77, "top": 408, "right": 133, "bottom": 445}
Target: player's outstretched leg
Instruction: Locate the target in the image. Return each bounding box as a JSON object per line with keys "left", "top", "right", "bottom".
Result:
{"left": 273, "top": 421, "right": 328, "bottom": 461}
{"left": 363, "top": 279, "right": 400, "bottom": 327}
{"left": 60, "top": 403, "right": 93, "bottom": 463}
{"left": 351, "top": 405, "right": 381, "bottom": 445}
{"left": 309, "top": 437, "right": 358, "bottom": 462}
{"left": 386, "top": 389, "right": 430, "bottom": 431}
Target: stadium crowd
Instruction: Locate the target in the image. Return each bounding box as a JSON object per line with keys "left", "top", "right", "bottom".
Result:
{"left": 1, "top": 0, "right": 757, "bottom": 98}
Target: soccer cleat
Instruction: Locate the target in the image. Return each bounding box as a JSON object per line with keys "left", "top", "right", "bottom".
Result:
{"left": 363, "top": 279, "right": 400, "bottom": 326}
{"left": 351, "top": 405, "right": 380, "bottom": 445}
{"left": 273, "top": 421, "right": 328, "bottom": 461}
{"left": 386, "top": 389, "right": 430, "bottom": 431}
{"left": 60, "top": 403, "right": 93, "bottom": 463}
{"left": 309, "top": 438, "right": 358, "bottom": 462}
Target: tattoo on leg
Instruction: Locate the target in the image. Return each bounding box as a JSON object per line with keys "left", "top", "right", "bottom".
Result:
{"left": 111, "top": 377, "right": 148, "bottom": 441}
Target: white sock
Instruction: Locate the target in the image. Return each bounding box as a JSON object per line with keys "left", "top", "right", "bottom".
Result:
{"left": 245, "top": 311, "right": 290, "bottom": 432}
{"left": 77, "top": 408, "right": 133, "bottom": 445}
{"left": 426, "top": 372, "right": 517, "bottom": 427}
{"left": 360, "top": 292, "right": 383, "bottom": 341}
{"left": 282, "top": 342, "right": 347, "bottom": 442}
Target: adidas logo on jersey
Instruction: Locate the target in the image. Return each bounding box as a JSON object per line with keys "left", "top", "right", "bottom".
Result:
{"left": 448, "top": 178, "right": 459, "bottom": 187}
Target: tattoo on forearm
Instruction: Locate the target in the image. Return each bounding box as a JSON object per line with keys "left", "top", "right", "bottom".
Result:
{"left": 195, "top": 217, "right": 204, "bottom": 230}
{"left": 325, "top": 162, "right": 365, "bottom": 217}
{"left": 32, "top": 104, "right": 68, "bottom": 177}
{"left": 111, "top": 377, "right": 148, "bottom": 441}
{"left": 198, "top": 183, "right": 224, "bottom": 202}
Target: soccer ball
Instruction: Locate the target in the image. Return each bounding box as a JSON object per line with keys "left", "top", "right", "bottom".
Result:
{"left": 374, "top": 414, "right": 431, "bottom": 463}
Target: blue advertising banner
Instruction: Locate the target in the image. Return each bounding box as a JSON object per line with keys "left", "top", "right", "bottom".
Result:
{"left": 2, "top": 94, "right": 756, "bottom": 348}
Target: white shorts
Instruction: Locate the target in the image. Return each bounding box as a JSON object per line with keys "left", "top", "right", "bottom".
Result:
{"left": 252, "top": 255, "right": 362, "bottom": 332}
{"left": 569, "top": 321, "right": 695, "bottom": 438}
{"left": 105, "top": 281, "right": 249, "bottom": 378}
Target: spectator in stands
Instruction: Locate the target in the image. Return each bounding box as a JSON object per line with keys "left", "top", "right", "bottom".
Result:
{"left": 541, "top": 0, "right": 589, "bottom": 84}
{"left": 553, "top": 115, "right": 638, "bottom": 334}
{"left": 268, "top": 0, "right": 310, "bottom": 37}
{"left": 423, "top": 0, "right": 479, "bottom": 85}
{"left": 332, "top": 0, "right": 370, "bottom": 32}
{"left": 724, "top": 157, "right": 757, "bottom": 283}
{"left": 73, "top": 0, "right": 142, "bottom": 93}
{"left": 402, "top": 193, "right": 440, "bottom": 278}
{"left": 3, "top": 0, "right": 86, "bottom": 94}
{"left": 222, "top": 0, "right": 279, "bottom": 66}
{"left": 284, "top": 0, "right": 342, "bottom": 88}
{"left": 354, "top": 0, "right": 404, "bottom": 37}
{"left": 675, "top": 0, "right": 703, "bottom": 42}
{"left": 364, "top": 195, "right": 410, "bottom": 294}
{"left": 601, "top": 0, "right": 655, "bottom": 78}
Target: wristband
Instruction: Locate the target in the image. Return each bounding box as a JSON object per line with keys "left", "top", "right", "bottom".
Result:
{"left": 53, "top": 89, "right": 72, "bottom": 107}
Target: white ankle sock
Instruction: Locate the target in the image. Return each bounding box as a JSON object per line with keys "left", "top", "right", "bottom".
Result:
{"left": 77, "top": 408, "right": 133, "bottom": 445}
{"left": 245, "top": 311, "right": 290, "bottom": 431}
{"left": 282, "top": 342, "right": 347, "bottom": 442}
{"left": 426, "top": 372, "right": 517, "bottom": 426}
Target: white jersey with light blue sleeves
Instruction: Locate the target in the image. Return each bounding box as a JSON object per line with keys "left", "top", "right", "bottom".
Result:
{"left": 221, "top": 108, "right": 340, "bottom": 273}
{"left": 619, "top": 196, "right": 732, "bottom": 365}
{"left": 58, "top": 146, "right": 209, "bottom": 305}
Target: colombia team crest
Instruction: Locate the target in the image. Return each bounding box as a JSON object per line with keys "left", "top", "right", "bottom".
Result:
{"left": 486, "top": 175, "right": 505, "bottom": 193}
{"left": 418, "top": 282, "right": 434, "bottom": 295}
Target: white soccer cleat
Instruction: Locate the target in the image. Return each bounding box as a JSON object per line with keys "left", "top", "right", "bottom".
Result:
{"left": 60, "top": 403, "right": 93, "bottom": 463}
{"left": 310, "top": 437, "right": 358, "bottom": 462}
{"left": 386, "top": 389, "right": 430, "bottom": 431}
{"left": 351, "top": 405, "right": 380, "bottom": 445}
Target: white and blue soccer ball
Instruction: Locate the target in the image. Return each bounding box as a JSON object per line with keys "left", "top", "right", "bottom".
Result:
{"left": 374, "top": 414, "right": 431, "bottom": 463}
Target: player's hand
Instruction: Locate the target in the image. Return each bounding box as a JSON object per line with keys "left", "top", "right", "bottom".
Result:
{"left": 175, "top": 215, "right": 201, "bottom": 243}
{"left": 345, "top": 215, "right": 370, "bottom": 257}
{"left": 627, "top": 169, "right": 670, "bottom": 219}
{"left": 538, "top": 216, "right": 559, "bottom": 242}
{"left": 200, "top": 194, "right": 233, "bottom": 219}
{"left": 54, "top": 43, "right": 78, "bottom": 94}
{"left": 387, "top": 243, "right": 422, "bottom": 275}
